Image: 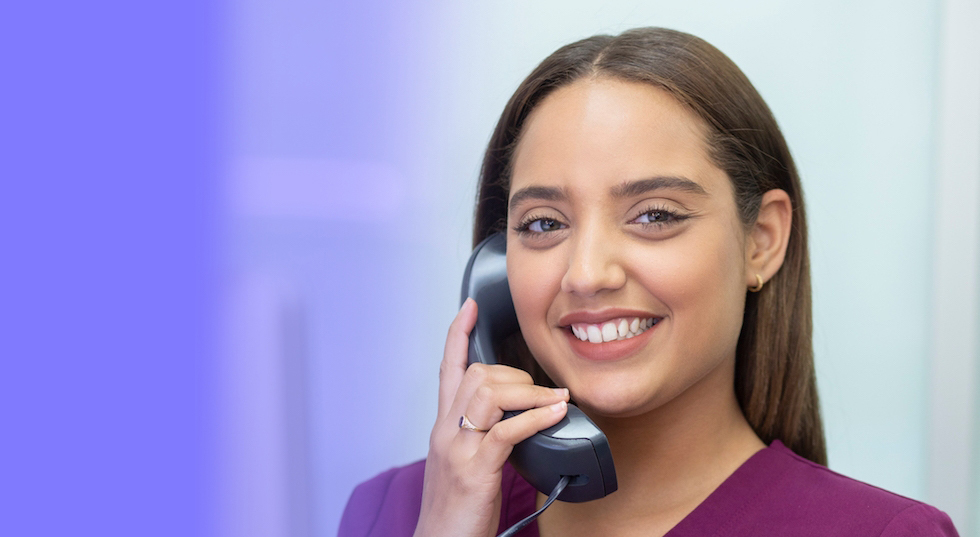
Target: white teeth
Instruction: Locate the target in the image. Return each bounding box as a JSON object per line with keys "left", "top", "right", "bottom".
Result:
{"left": 570, "top": 316, "right": 660, "bottom": 344}
{"left": 587, "top": 325, "right": 602, "bottom": 343}
{"left": 601, "top": 322, "right": 618, "bottom": 342}
{"left": 617, "top": 319, "right": 629, "bottom": 338}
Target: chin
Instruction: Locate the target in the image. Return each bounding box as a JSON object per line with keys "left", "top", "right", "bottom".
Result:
{"left": 536, "top": 357, "right": 670, "bottom": 419}
{"left": 569, "top": 381, "right": 662, "bottom": 419}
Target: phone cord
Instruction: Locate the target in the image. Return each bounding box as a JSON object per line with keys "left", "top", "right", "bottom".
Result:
{"left": 497, "top": 475, "right": 571, "bottom": 537}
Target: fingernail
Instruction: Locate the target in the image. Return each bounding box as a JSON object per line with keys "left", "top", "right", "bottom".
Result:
{"left": 552, "top": 401, "right": 566, "bottom": 412}
{"left": 553, "top": 388, "right": 569, "bottom": 398}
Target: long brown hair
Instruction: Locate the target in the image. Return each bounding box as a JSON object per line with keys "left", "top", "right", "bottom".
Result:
{"left": 472, "top": 27, "right": 826, "bottom": 465}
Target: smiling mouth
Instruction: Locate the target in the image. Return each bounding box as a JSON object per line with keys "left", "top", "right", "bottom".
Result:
{"left": 568, "top": 317, "right": 659, "bottom": 343}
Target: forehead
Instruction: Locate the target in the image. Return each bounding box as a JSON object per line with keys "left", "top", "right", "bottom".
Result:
{"left": 510, "top": 77, "right": 726, "bottom": 198}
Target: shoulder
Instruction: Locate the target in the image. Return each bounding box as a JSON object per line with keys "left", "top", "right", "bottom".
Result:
{"left": 338, "top": 460, "right": 536, "bottom": 537}
{"left": 878, "top": 503, "right": 961, "bottom": 537}
{"left": 733, "top": 441, "right": 958, "bottom": 536}
{"left": 338, "top": 460, "right": 426, "bottom": 537}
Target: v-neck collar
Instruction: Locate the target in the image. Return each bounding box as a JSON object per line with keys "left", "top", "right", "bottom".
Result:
{"left": 664, "top": 440, "right": 791, "bottom": 536}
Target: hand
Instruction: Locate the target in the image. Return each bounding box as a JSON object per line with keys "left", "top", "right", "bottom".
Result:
{"left": 413, "top": 298, "right": 570, "bottom": 537}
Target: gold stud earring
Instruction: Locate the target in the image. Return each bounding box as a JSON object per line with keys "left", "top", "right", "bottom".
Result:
{"left": 748, "top": 274, "right": 764, "bottom": 292}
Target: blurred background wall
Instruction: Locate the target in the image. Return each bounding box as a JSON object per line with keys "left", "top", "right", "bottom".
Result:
{"left": 215, "top": 1, "right": 980, "bottom": 536}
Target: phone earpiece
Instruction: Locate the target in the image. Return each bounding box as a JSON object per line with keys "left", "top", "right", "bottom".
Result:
{"left": 461, "top": 233, "right": 617, "bottom": 502}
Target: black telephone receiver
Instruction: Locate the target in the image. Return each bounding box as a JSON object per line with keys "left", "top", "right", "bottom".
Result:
{"left": 460, "top": 233, "right": 617, "bottom": 502}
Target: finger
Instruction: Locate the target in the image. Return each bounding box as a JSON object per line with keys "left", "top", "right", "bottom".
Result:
{"left": 437, "top": 298, "right": 478, "bottom": 419}
{"left": 471, "top": 401, "right": 569, "bottom": 475}
{"left": 463, "top": 384, "right": 570, "bottom": 433}
{"left": 446, "top": 363, "right": 533, "bottom": 427}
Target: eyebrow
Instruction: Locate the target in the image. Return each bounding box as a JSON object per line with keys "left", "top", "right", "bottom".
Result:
{"left": 508, "top": 176, "right": 707, "bottom": 212}
{"left": 611, "top": 176, "right": 708, "bottom": 198}
{"left": 508, "top": 185, "right": 569, "bottom": 213}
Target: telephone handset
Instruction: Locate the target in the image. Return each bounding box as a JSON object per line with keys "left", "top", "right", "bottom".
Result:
{"left": 460, "top": 233, "right": 617, "bottom": 502}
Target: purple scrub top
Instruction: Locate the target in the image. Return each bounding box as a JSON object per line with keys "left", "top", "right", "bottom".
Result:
{"left": 339, "top": 440, "right": 958, "bottom": 536}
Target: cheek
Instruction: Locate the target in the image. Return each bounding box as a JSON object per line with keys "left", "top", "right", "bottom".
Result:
{"left": 646, "top": 228, "right": 747, "bottom": 346}
{"left": 682, "top": 238, "right": 743, "bottom": 302}
{"left": 507, "top": 248, "right": 562, "bottom": 339}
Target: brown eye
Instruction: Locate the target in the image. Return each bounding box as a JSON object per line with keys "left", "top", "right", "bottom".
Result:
{"left": 634, "top": 208, "right": 680, "bottom": 225}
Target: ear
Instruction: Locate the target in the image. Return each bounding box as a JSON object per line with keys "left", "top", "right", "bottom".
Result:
{"left": 745, "top": 189, "right": 792, "bottom": 289}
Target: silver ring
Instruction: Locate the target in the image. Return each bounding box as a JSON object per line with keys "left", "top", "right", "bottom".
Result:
{"left": 458, "top": 415, "right": 489, "bottom": 433}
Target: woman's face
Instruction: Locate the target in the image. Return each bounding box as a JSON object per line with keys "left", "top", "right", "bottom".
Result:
{"left": 506, "top": 78, "right": 750, "bottom": 419}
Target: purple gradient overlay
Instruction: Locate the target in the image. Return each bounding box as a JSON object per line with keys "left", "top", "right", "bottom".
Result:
{"left": 3, "top": 1, "right": 222, "bottom": 535}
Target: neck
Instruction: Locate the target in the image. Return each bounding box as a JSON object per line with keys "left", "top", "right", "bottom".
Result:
{"left": 536, "top": 361, "right": 765, "bottom": 537}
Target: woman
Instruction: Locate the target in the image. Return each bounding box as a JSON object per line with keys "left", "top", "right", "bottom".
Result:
{"left": 340, "top": 28, "right": 958, "bottom": 536}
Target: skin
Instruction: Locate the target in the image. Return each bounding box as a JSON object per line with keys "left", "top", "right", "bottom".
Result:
{"left": 416, "top": 77, "right": 793, "bottom": 537}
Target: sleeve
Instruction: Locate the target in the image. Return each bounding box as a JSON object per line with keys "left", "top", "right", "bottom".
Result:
{"left": 878, "top": 503, "right": 960, "bottom": 537}
{"left": 337, "top": 461, "right": 426, "bottom": 537}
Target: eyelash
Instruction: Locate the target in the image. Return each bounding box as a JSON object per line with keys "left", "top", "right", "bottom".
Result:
{"left": 631, "top": 204, "right": 687, "bottom": 228}
{"left": 513, "top": 214, "right": 566, "bottom": 236}
{"left": 513, "top": 204, "right": 687, "bottom": 237}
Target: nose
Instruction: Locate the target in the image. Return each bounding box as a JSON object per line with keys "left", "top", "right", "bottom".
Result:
{"left": 560, "top": 229, "right": 627, "bottom": 297}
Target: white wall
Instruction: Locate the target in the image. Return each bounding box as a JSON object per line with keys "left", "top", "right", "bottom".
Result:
{"left": 929, "top": 0, "right": 980, "bottom": 531}
{"left": 217, "top": 1, "right": 979, "bottom": 535}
